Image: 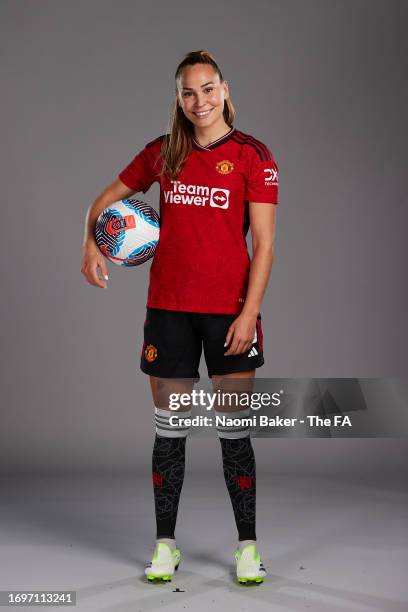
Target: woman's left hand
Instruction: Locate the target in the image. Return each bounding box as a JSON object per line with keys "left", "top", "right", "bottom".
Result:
{"left": 224, "top": 312, "right": 258, "bottom": 356}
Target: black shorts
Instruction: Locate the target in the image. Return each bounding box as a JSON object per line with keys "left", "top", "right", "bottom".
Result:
{"left": 140, "top": 308, "right": 264, "bottom": 379}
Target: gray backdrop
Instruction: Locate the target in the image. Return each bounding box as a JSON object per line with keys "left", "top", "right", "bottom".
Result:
{"left": 1, "top": 0, "right": 407, "bottom": 475}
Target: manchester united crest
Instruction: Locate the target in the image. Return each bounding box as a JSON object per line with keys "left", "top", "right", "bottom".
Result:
{"left": 216, "top": 160, "right": 234, "bottom": 175}
{"left": 144, "top": 344, "right": 158, "bottom": 362}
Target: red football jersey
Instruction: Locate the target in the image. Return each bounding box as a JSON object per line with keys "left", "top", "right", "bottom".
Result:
{"left": 118, "top": 126, "right": 279, "bottom": 314}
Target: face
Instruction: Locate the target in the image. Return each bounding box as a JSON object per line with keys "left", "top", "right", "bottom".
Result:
{"left": 177, "top": 64, "right": 229, "bottom": 129}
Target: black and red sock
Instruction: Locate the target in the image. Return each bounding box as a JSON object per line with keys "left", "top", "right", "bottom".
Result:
{"left": 152, "top": 434, "right": 187, "bottom": 539}
{"left": 219, "top": 436, "right": 257, "bottom": 541}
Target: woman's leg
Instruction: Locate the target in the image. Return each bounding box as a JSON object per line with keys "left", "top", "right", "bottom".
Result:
{"left": 141, "top": 309, "right": 202, "bottom": 581}
{"left": 212, "top": 370, "right": 257, "bottom": 542}
{"left": 149, "top": 375, "right": 194, "bottom": 541}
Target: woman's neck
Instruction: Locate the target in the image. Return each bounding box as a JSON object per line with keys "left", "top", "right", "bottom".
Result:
{"left": 194, "top": 121, "right": 232, "bottom": 147}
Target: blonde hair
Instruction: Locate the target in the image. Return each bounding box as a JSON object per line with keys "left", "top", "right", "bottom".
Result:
{"left": 159, "top": 50, "right": 236, "bottom": 181}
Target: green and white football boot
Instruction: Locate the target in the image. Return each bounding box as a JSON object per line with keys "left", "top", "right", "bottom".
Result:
{"left": 235, "top": 543, "right": 267, "bottom": 584}
{"left": 145, "top": 542, "right": 181, "bottom": 583}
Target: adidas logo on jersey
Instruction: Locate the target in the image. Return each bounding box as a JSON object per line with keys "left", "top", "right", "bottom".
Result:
{"left": 164, "top": 181, "right": 230, "bottom": 209}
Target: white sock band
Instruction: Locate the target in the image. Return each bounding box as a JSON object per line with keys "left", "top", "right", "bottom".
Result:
{"left": 155, "top": 407, "right": 192, "bottom": 438}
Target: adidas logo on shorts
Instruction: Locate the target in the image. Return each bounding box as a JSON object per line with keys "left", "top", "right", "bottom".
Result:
{"left": 247, "top": 325, "right": 258, "bottom": 357}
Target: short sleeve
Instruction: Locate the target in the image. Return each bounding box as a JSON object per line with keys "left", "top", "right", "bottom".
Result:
{"left": 245, "top": 146, "right": 279, "bottom": 204}
{"left": 118, "top": 143, "right": 158, "bottom": 194}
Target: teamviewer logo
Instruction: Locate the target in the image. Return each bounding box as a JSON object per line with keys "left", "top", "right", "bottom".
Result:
{"left": 210, "top": 188, "right": 229, "bottom": 209}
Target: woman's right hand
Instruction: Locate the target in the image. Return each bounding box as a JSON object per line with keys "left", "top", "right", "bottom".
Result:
{"left": 81, "top": 241, "right": 109, "bottom": 289}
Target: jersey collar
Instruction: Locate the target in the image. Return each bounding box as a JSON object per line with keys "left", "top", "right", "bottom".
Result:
{"left": 192, "top": 126, "right": 236, "bottom": 151}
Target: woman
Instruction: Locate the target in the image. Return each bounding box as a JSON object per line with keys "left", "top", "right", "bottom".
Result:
{"left": 81, "top": 50, "right": 279, "bottom": 585}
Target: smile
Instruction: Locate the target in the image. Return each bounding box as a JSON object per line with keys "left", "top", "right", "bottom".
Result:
{"left": 193, "top": 109, "right": 213, "bottom": 117}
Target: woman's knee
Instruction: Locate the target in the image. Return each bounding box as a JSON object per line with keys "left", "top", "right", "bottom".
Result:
{"left": 150, "top": 376, "right": 194, "bottom": 437}
{"left": 149, "top": 375, "right": 195, "bottom": 411}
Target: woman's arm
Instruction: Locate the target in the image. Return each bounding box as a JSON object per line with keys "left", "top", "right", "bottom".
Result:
{"left": 241, "top": 202, "right": 277, "bottom": 317}
{"left": 224, "top": 203, "right": 277, "bottom": 355}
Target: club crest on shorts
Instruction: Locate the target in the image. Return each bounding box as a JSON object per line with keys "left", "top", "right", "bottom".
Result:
{"left": 216, "top": 159, "right": 234, "bottom": 174}
{"left": 145, "top": 344, "right": 158, "bottom": 362}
